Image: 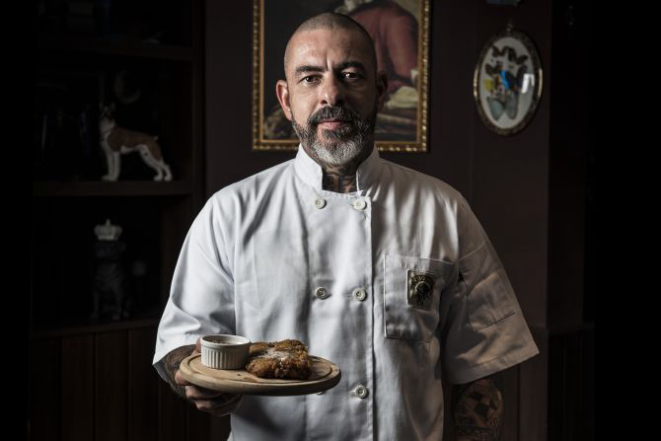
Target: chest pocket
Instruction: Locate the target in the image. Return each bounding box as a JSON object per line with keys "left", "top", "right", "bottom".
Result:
{"left": 383, "top": 254, "right": 455, "bottom": 342}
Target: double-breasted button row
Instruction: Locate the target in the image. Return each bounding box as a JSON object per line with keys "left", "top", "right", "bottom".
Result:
{"left": 313, "top": 197, "right": 368, "bottom": 211}
{"left": 352, "top": 198, "right": 367, "bottom": 211}
{"left": 317, "top": 386, "right": 368, "bottom": 398}
{"left": 315, "top": 287, "right": 368, "bottom": 301}
{"left": 352, "top": 288, "right": 367, "bottom": 301}
{"left": 316, "top": 385, "right": 369, "bottom": 398}
{"left": 353, "top": 385, "right": 369, "bottom": 399}
{"left": 315, "top": 287, "right": 329, "bottom": 299}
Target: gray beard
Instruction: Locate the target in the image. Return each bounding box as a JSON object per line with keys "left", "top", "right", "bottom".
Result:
{"left": 308, "top": 134, "right": 364, "bottom": 166}
{"left": 291, "top": 105, "right": 376, "bottom": 167}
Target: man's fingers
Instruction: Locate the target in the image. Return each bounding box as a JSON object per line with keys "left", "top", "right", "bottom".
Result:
{"left": 206, "top": 394, "right": 243, "bottom": 410}
{"left": 176, "top": 369, "right": 231, "bottom": 401}
{"left": 178, "top": 339, "right": 238, "bottom": 413}
{"left": 174, "top": 369, "right": 192, "bottom": 386}
{"left": 185, "top": 385, "right": 224, "bottom": 400}
{"left": 195, "top": 394, "right": 244, "bottom": 416}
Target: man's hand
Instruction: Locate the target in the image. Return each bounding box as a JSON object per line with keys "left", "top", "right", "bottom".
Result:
{"left": 451, "top": 372, "right": 504, "bottom": 441}
{"left": 164, "top": 337, "right": 244, "bottom": 416}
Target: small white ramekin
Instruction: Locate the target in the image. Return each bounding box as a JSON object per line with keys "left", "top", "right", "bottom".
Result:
{"left": 200, "top": 334, "right": 251, "bottom": 370}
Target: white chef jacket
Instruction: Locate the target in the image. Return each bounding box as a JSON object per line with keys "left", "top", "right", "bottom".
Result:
{"left": 153, "top": 143, "right": 540, "bottom": 441}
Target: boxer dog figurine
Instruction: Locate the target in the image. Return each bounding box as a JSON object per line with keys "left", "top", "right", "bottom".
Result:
{"left": 99, "top": 103, "right": 173, "bottom": 181}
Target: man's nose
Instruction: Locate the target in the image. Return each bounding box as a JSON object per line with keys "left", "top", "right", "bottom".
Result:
{"left": 319, "top": 75, "right": 346, "bottom": 107}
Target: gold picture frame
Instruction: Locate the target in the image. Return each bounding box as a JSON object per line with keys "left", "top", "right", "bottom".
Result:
{"left": 252, "top": 0, "right": 430, "bottom": 152}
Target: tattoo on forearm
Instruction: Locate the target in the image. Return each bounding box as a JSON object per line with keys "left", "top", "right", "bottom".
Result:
{"left": 162, "top": 344, "right": 195, "bottom": 399}
{"left": 452, "top": 375, "right": 504, "bottom": 441}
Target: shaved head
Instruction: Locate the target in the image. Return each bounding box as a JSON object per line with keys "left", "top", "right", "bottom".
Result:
{"left": 283, "top": 12, "right": 377, "bottom": 81}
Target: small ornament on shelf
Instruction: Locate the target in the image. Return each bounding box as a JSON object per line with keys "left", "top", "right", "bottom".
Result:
{"left": 99, "top": 102, "right": 173, "bottom": 182}
{"left": 91, "top": 219, "right": 133, "bottom": 321}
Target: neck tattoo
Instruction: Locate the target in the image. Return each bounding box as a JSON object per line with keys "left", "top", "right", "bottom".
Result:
{"left": 322, "top": 167, "right": 358, "bottom": 193}
{"left": 311, "top": 145, "right": 373, "bottom": 194}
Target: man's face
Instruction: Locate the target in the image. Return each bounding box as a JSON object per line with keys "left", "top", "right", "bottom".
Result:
{"left": 276, "top": 27, "right": 387, "bottom": 166}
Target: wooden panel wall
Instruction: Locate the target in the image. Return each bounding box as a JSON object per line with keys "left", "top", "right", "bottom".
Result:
{"left": 29, "top": 326, "right": 222, "bottom": 441}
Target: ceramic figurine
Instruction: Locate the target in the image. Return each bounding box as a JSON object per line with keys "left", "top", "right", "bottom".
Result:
{"left": 91, "top": 219, "right": 132, "bottom": 321}
{"left": 99, "top": 103, "right": 173, "bottom": 181}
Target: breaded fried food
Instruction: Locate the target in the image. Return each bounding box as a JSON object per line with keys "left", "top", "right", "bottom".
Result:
{"left": 245, "top": 339, "right": 312, "bottom": 379}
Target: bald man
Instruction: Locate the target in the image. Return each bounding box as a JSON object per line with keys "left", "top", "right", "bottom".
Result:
{"left": 153, "top": 12, "right": 539, "bottom": 441}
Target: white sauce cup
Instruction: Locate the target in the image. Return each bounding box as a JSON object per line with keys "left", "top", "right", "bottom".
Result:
{"left": 201, "top": 334, "right": 251, "bottom": 370}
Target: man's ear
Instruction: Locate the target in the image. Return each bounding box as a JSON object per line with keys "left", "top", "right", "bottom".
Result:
{"left": 276, "top": 79, "right": 293, "bottom": 121}
{"left": 376, "top": 71, "right": 389, "bottom": 111}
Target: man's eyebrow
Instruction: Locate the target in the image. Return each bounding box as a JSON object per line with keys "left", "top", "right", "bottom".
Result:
{"left": 294, "top": 65, "right": 325, "bottom": 78}
{"left": 293, "top": 61, "right": 367, "bottom": 78}
{"left": 336, "top": 61, "right": 367, "bottom": 73}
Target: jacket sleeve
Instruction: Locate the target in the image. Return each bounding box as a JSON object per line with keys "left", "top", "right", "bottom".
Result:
{"left": 439, "top": 193, "right": 539, "bottom": 385}
{"left": 152, "top": 194, "right": 236, "bottom": 380}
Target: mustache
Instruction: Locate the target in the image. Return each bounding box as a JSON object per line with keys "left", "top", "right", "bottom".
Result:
{"left": 308, "top": 106, "right": 361, "bottom": 126}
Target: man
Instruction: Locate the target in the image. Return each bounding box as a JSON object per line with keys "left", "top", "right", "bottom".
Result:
{"left": 153, "top": 12, "right": 539, "bottom": 441}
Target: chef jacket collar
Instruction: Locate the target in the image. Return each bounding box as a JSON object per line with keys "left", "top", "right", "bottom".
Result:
{"left": 293, "top": 142, "right": 381, "bottom": 193}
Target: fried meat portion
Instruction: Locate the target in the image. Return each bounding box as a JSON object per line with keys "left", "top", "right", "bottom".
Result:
{"left": 245, "top": 339, "right": 312, "bottom": 379}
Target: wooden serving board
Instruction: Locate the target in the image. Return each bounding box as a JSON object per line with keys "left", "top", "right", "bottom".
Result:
{"left": 178, "top": 354, "right": 341, "bottom": 396}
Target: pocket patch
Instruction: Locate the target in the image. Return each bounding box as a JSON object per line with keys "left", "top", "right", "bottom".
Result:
{"left": 407, "top": 270, "right": 435, "bottom": 310}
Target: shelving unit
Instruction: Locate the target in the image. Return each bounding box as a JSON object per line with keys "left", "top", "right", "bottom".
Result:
{"left": 32, "top": 180, "right": 194, "bottom": 197}
{"left": 30, "top": 1, "right": 207, "bottom": 439}
{"left": 32, "top": 0, "right": 204, "bottom": 332}
{"left": 36, "top": 35, "right": 195, "bottom": 61}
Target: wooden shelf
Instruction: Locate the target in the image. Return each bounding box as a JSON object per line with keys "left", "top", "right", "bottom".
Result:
{"left": 33, "top": 180, "right": 194, "bottom": 197}
{"left": 37, "top": 34, "right": 194, "bottom": 61}
{"left": 30, "top": 311, "right": 162, "bottom": 340}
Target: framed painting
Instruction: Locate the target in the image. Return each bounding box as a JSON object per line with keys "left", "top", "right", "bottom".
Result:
{"left": 252, "top": 0, "right": 430, "bottom": 152}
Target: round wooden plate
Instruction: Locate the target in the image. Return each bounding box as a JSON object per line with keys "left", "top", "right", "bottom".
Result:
{"left": 178, "top": 354, "right": 342, "bottom": 396}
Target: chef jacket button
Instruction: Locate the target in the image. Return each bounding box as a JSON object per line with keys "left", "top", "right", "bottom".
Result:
{"left": 315, "top": 287, "right": 329, "bottom": 299}
{"left": 316, "top": 390, "right": 325, "bottom": 395}
{"left": 352, "top": 288, "right": 367, "bottom": 301}
{"left": 352, "top": 198, "right": 367, "bottom": 210}
{"left": 314, "top": 197, "right": 326, "bottom": 209}
{"left": 353, "top": 385, "right": 368, "bottom": 399}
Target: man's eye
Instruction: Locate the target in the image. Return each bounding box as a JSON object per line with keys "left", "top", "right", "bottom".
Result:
{"left": 343, "top": 72, "right": 359, "bottom": 80}
{"left": 302, "top": 76, "right": 319, "bottom": 83}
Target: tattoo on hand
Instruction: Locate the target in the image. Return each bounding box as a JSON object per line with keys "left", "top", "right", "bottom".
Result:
{"left": 452, "top": 375, "right": 504, "bottom": 441}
